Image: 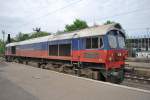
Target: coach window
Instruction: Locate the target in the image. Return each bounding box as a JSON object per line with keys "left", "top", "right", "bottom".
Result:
{"left": 92, "top": 37, "right": 98, "bottom": 48}
{"left": 49, "top": 45, "right": 58, "bottom": 56}
{"left": 86, "top": 38, "right": 91, "bottom": 49}
{"left": 11, "top": 46, "right": 16, "bottom": 54}
{"left": 59, "top": 44, "right": 71, "bottom": 56}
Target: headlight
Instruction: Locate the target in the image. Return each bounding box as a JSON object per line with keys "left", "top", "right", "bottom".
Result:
{"left": 118, "top": 53, "right": 121, "bottom": 56}
{"left": 109, "top": 57, "right": 112, "bottom": 61}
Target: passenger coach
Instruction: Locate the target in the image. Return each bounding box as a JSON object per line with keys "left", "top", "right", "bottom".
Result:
{"left": 5, "top": 23, "right": 127, "bottom": 83}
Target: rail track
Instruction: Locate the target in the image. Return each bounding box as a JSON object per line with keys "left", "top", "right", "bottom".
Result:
{"left": 125, "top": 73, "right": 150, "bottom": 84}
{"left": 126, "top": 58, "right": 150, "bottom": 63}
{"left": 124, "top": 64, "right": 150, "bottom": 84}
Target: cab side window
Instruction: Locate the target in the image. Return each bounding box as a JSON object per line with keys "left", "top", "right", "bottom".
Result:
{"left": 92, "top": 37, "right": 98, "bottom": 48}
{"left": 86, "top": 38, "right": 91, "bottom": 49}
{"left": 11, "top": 46, "right": 16, "bottom": 54}
{"left": 49, "top": 45, "right": 58, "bottom": 56}
{"left": 86, "top": 37, "right": 101, "bottom": 49}
{"left": 99, "top": 37, "right": 103, "bottom": 48}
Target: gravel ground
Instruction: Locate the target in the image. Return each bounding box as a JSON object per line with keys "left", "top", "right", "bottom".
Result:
{"left": 121, "top": 79, "right": 150, "bottom": 91}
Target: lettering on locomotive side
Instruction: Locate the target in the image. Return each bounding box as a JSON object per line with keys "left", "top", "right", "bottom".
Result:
{"left": 84, "top": 52, "right": 99, "bottom": 58}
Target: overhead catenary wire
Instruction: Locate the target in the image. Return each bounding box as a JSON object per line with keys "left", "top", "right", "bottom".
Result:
{"left": 18, "top": 0, "right": 84, "bottom": 28}
{"left": 22, "top": 0, "right": 73, "bottom": 16}
{"left": 3, "top": 0, "right": 150, "bottom": 35}
{"left": 0, "top": 0, "right": 82, "bottom": 35}
{"left": 96, "top": 7, "right": 150, "bottom": 21}
{"left": 18, "top": 4, "right": 150, "bottom": 30}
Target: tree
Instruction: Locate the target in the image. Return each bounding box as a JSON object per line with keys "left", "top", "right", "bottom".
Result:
{"left": 15, "top": 32, "right": 30, "bottom": 42}
{"left": 0, "top": 40, "right": 5, "bottom": 56}
{"left": 30, "top": 31, "right": 50, "bottom": 39}
{"left": 10, "top": 38, "right": 16, "bottom": 42}
{"left": 12, "top": 31, "right": 50, "bottom": 42}
{"left": 104, "top": 20, "right": 115, "bottom": 25}
{"left": 56, "top": 30, "right": 65, "bottom": 34}
{"left": 64, "top": 19, "right": 88, "bottom": 32}
{"left": 103, "top": 20, "right": 123, "bottom": 29}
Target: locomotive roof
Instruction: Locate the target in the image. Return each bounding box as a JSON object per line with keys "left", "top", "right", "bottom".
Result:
{"left": 6, "top": 23, "right": 124, "bottom": 47}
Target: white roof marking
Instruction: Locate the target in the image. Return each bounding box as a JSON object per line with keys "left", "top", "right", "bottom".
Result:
{"left": 6, "top": 24, "right": 125, "bottom": 47}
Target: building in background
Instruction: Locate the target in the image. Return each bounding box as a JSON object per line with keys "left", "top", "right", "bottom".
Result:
{"left": 126, "top": 33, "right": 150, "bottom": 58}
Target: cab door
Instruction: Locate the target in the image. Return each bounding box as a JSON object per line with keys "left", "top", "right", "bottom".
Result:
{"left": 72, "top": 34, "right": 80, "bottom": 62}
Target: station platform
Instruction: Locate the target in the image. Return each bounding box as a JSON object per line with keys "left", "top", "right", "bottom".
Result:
{"left": 0, "top": 62, "right": 150, "bottom": 100}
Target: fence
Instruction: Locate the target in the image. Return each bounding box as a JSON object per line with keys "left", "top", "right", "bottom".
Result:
{"left": 126, "top": 33, "right": 150, "bottom": 58}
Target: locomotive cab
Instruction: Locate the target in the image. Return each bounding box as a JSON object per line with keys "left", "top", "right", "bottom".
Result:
{"left": 105, "top": 29, "right": 127, "bottom": 83}
{"left": 107, "top": 30, "right": 126, "bottom": 63}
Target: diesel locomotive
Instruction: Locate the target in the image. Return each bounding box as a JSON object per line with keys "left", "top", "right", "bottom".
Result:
{"left": 5, "top": 23, "right": 127, "bottom": 83}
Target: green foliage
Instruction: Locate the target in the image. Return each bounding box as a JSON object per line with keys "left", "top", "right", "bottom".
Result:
{"left": 30, "top": 32, "right": 49, "bottom": 39}
{"left": 15, "top": 32, "right": 30, "bottom": 42}
{"left": 104, "top": 20, "right": 116, "bottom": 25}
{"left": 0, "top": 40, "right": 5, "bottom": 56}
{"left": 12, "top": 31, "right": 50, "bottom": 42}
{"left": 9, "top": 19, "right": 88, "bottom": 42}
{"left": 10, "top": 38, "right": 16, "bottom": 42}
{"left": 56, "top": 30, "right": 65, "bottom": 34}
{"left": 103, "top": 20, "right": 122, "bottom": 29}
{"left": 65, "top": 19, "right": 88, "bottom": 32}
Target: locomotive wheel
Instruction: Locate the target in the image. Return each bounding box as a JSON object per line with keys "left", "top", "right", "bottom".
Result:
{"left": 8, "top": 57, "right": 14, "bottom": 62}
{"left": 73, "top": 68, "right": 81, "bottom": 76}
{"left": 108, "top": 76, "right": 122, "bottom": 84}
{"left": 5, "top": 57, "right": 9, "bottom": 62}
{"left": 40, "top": 64, "right": 46, "bottom": 69}
{"left": 23, "top": 61, "right": 28, "bottom": 65}
{"left": 14, "top": 58, "right": 19, "bottom": 63}
{"left": 45, "top": 63, "right": 53, "bottom": 70}
{"left": 58, "top": 64, "right": 65, "bottom": 72}
{"left": 80, "top": 68, "right": 93, "bottom": 78}
{"left": 17, "top": 58, "right": 23, "bottom": 64}
{"left": 92, "top": 71, "right": 100, "bottom": 80}
{"left": 99, "top": 72, "right": 106, "bottom": 81}
{"left": 61, "top": 65, "right": 74, "bottom": 74}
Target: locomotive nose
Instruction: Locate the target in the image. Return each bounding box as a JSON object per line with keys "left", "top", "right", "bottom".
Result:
{"left": 111, "top": 51, "right": 125, "bottom": 61}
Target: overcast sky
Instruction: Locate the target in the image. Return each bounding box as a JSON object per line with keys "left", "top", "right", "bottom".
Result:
{"left": 0, "top": 0, "right": 150, "bottom": 39}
